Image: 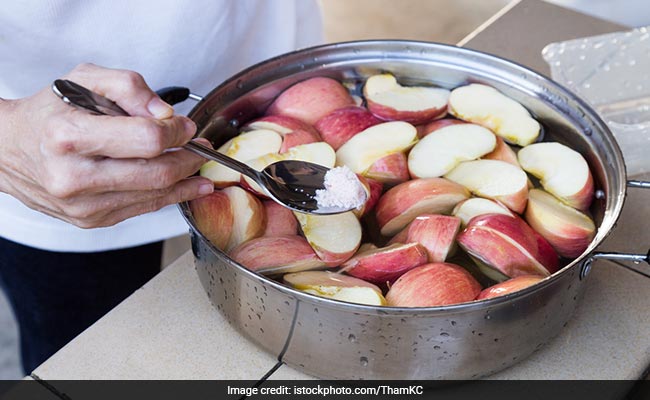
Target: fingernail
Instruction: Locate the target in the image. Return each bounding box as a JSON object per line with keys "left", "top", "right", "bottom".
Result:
{"left": 182, "top": 117, "right": 197, "bottom": 138}
{"left": 198, "top": 182, "right": 214, "bottom": 195}
{"left": 147, "top": 97, "right": 173, "bottom": 119}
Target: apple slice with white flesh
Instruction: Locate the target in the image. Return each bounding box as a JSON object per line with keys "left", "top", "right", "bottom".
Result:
{"left": 189, "top": 191, "right": 234, "bottom": 251}
{"left": 525, "top": 189, "right": 596, "bottom": 258}
{"left": 457, "top": 214, "right": 559, "bottom": 281}
{"left": 230, "top": 235, "right": 326, "bottom": 275}
{"left": 444, "top": 159, "right": 529, "bottom": 213}
{"left": 279, "top": 129, "right": 321, "bottom": 152}
{"left": 336, "top": 121, "right": 417, "bottom": 174}
{"left": 452, "top": 198, "right": 513, "bottom": 226}
{"left": 408, "top": 123, "right": 497, "bottom": 178}
{"left": 266, "top": 77, "right": 355, "bottom": 125}
{"left": 223, "top": 186, "right": 266, "bottom": 252}
{"left": 244, "top": 115, "right": 318, "bottom": 136}
{"left": 518, "top": 142, "right": 594, "bottom": 211}
{"left": 448, "top": 83, "right": 540, "bottom": 146}
{"left": 294, "top": 211, "right": 362, "bottom": 266}
{"left": 386, "top": 263, "right": 482, "bottom": 307}
{"left": 375, "top": 178, "right": 470, "bottom": 237}
{"left": 200, "top": 129, "right": 282, "bottom": 188}
{"left": 263, "top": 200, "right": 298, "bottom": 237}
{"left": 477, "top": 275, "right": 544, "bottom": 300}
{"left": 389, "top": 214, "right": 461, "bottom": 263}
{"left": 314, "top": 106, "right": 382, "bottom": 150}
{"left": 416, "top": 118, "right": 465, "bottom": 138}
{"left": 365, "top": 151, "right": 410, "bottom": 185}
{"left": 340, "top": 242, "right": 428, "bottom": 284}
{"left": 363, "top": 73, "right": 450, "bottom": 124}
{"left": 353, "top": 176, "right": 383, "bottom": 218}
{"left": 283, "top": 271, "right": 386, "bottom": 306}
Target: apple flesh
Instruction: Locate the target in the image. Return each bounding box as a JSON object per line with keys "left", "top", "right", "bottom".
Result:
{"left": 408, "top": 123, "right": 497, "bottom": 178}
{"left": 336, "top": 121, "right": 417, "bottom": 174}
{"left": 375, "top": 178, "right": 470, "bottom": 236}
{"left": 189, "top": 191, "right": 233, "bottom": 251}
{"left": 314, "top": 106, "right": 382, "bottom": 150}
{"left": 283, "top": 271, "right": 386, "bottom": 306}
{"left": 266, "top": 77, "right": 355, "bottom": 125}
{"left": 457, "top": 214, "right": 559, "bottom": 280}
{"left": 518, "top": 142, "right": 594, "bottom": 211}
{"left": 448, "top": 83, "right": 540, "bottom": 146}
{"left": 353, "top": 176, "right": 383, "bottom": 218}
{"left": 244, "top": 115, "right": 318, "bottom": 136}
{"left": 386, "top": 263, "right": 482, "bottom": 307}
{"left": 364, "top": 73, "right": 449, "bottom": 124}
{"left": 483, "top": 136, "right": 520, "bottom": 167}
{"left": 477, "top": 275, "right": 544, "bottom": 300}
{"left": 279, "top": 129, "right": 321, "bottom": 152}
{"left": 416, "top": 118, "right": 465, "bottom": 138}
{"left": 452, "top": 198, "right": 513, "bottom": 226}
{"left": 263, "top": 200, "right": 298, "bottom": 237}
{"left": 365, "top": 151, "right": 410, "bottom": 185}
{"left": 389, "top": 214, "right": 461, "bottom": 263}
{"left": 525, "top": 188, "right": 596, "bottom": 258}
{"left": 444, "top": 159, "right": 529, "bottom": 213}
{"left": 294, "top": 211, "right": 362, "bottom": 266}
{"left": 223, "top": 186, "right": 267, "bottom": 252}
{"left": 230, "top": 235, "right": 326, "bottom": 275}
{"left": 340, "top": 242, "right": 428, "bottom": 284}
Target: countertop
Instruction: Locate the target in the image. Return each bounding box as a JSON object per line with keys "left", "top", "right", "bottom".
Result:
{"left": 27, "top": 0, "right": 650, "bottom": 394}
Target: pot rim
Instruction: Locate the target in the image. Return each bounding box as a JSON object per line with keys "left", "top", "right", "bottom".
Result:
{"left": 180, "top": 39, "right": 627, "bottom": 314}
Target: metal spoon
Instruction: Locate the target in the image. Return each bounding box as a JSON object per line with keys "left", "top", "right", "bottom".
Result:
{"left": 52, "top": 79, "right": 362, "bottom": 215}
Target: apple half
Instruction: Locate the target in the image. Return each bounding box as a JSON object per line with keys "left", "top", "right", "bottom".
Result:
{"left": 222, "top": 186, "right": 267, "bottom": 252}
{"left": 477, "top": 275, "right": 544, "bottom": 300}
{"left": 518, "top": 142, "right": 594, "bottom": 211}
{"left": 483, "top": 136, "right": 520, "bottom": 167}
{"left": 448, "top": 83, "right": 540, "bottom": 146}
{"left": 364, "top": 73, "right": 450, "bottom": 124}
{"left": 189, "top": 191, "right": 234, "bottom": 251}
{"left": 416, "top": 118, "right": 465, "bottom": 138}
{"left": 283, "top": 271, "right": 386, "bottom": 306}
{"left": 365, "top": 151, "right": 410, "bottom": 185}
{"left": 230, "top": 235, "right": 326, "bottom": 275}
{"left": 386, "top": 263, "right": 482, "bottom": 307}
{"left": 263, "top": 200, "right": 298, "bottom": 237}
{"left": 408, "top": 123, "right": 497, "bottom": 178}
{"left": 353, "top": 176, "right": 383, "bottom": 218}
{"left": 314, "top": 106, "right": 382, "bottom": 150}
{"left": 340, "top": 242, "right": 428, "bottom": 284}
{"left": 525, "top": 188, "right": 596, "bottom": 258}
{"left": 389, "top": 214, "right": 461, "bottom": 263}
{"left": 294, "top": 211, "right": 362, "bottom": 266}
{"left": 244, "top": 115, "right": 318, "bottom": 136}
{"left": 452, "top": 198, "right": 513, "bottom": 226}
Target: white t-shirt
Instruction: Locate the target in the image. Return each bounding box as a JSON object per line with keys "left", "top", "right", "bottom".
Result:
{"left": 0, "top": 0, "right": 323, "bottom": 252}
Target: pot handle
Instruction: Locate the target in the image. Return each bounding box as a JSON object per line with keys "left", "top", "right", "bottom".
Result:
{"left": 156, "top": 87, "right": 203, "bottom": 106}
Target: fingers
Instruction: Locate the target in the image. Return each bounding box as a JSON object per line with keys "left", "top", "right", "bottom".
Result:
{"left": 64, "top": 63, "right": 173, "bottom": 119}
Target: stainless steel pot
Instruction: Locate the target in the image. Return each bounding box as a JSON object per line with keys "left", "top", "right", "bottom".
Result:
{"left": 171, "top": 41, "right": 649, "bottom": 380}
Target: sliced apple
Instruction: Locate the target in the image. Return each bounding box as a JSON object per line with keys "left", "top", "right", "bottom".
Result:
{"left": 189, "top": 191, "right": 233, "bottom": 251}
{"left": 294, "top": 211, "right": 362, "bottom": 266}
{"left": 518, "top": 142, "right": 594, "bottom": 211}
{"left": 408, "top": 123, "right": 497, "bottom": 178}
{"left": 266, "top": 77, "right": 355, "bottom": 125}
{"left": 477, "top": 275, "right": 544, "bottom": 300}
{"left": 525, "top": 189, "right": 596, "bottom": 258}
{"left": 452, "top": 198, "right": 513, "bottom": 226}
{"left": 336, "top": 121, "right": 417, "bottom": 174}
{"left": 283, "top": 271, "right": 386, "bottom": 306}
{"left": 263, "top": 200, "right": 298, "bottom": 237}
{"left": 244, "top": 115, "right": 318, "bottom": 136}
{"left": 200, "top": 129, "right": 283, "bottom": 188}
{"left": 365, "top": 151, "right": 410, "bottom": 185}
{"left": 389, "top": 214, "right": 461, "bottom": 262}
{"left": 353, "top": 176, "right": 383, "bottom": 218}
{"left": 230, "top": 235, "right": 326, "bottom": 274}
{"left": 363, "top": 73, "right": 449, "bottom": 124}
{"left": 279, "top": 129, "right": 321, "bottom": 152}
{"left": 314, "top": 106, "right": 382, "bottom": 150}
{"left": 386, "top": 263, "right": 482, "bottom": 307}
{"left": 375, "top": 178, "right": 470, "bottom": 236}
{"left": 457, "top": 214, "right": 559, "bottom": 280}
{"left": 448, "top": 83, "right": 540, "bottom": 146}
{"left": 340, "top": 242, "right": 428, "bottom": 284}
{"left": 416, "top": 118, "right": 465, "bottom": 138}
{"left": 483, "top": 136, "right": 520, "bottom": 167}
{"left": 444, "top": 159, "right": 529, "bottom": 213}
{"left": 223, "top": 186, "right": 266, "bottom": 252}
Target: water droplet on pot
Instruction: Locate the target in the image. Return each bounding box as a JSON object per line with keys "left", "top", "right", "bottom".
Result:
{"left": 485, "top": 314, "right": 492, "bottom": 320}
{"left": 595, "top": 190, "right": 605, "bottom": 199}
{"left": 229, "top": 119, "right": 239, "bottom": 128}
{"left": 440, "top": 332, "right": 449, "bottom": 337}
{"left": 348, "top": 334, "right": 357, "bottom": 343}
{"left": 360, "top": 357, "right": 368, "bottom": 366}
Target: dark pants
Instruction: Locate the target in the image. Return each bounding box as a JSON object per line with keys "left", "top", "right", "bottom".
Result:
{"left": 0, "top": 236, "right": 162, "bottom": 374}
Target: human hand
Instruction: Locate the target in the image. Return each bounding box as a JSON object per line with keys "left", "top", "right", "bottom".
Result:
{"left": 0, "top": 63, "right": 214, "bottom": 228}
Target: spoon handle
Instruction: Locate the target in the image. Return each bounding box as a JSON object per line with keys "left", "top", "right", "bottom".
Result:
{"left": 182, "top": 140, "right": 262, "bottom": 181}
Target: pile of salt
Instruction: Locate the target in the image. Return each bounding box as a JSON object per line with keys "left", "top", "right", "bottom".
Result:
{"left": 314, "top": 166, "right": 366, "bottom": 210}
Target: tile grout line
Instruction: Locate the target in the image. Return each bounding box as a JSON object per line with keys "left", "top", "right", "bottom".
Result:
{"left": 30, "top": 373, "right": 73, "bottom": 400}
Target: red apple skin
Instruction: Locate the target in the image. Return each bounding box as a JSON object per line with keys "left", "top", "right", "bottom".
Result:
{"left": 386, "top": 263, "right": 482, "bottom": 307}
{"left": 314, "top": 106, "right": 382, "bottom": 150}
{"left": 189, "top": 191, "right": 233, "bottom": 251}
{"left": 266, "top": 77, "right": 355, "bottom": 125}
{"left": 457, "top": 214, "right": 559, "bottom": 278}
{"left": 483, "top": 136, "right": 520, "bottom": 167}
{"left": 566, "top": 172, "right": 595, "bottom": 212}
{"left": 366, "top": 100, "right": 447, "bottom": 125}
{"left": 365, "top": 152, "right": 410, "bottom": 186}
{"left": 244, "top": 115, "right": 319, "bottom": 136}
{"left": 354, "top": 176, "right": 383, "bottom": 218}
{"left": 416, "top": 119, "right": 466, "bottom": 138}
{"left": 477, "top": 275, "right": 544, "bottom": 300}
{"left": 229, "top": 235, "right": 325, "bottom": 274}
{"left": 279, "top": 129, "right": 322, "bottom": 153}
{"left": 389, "top": 214, "right": 461, "bottom": 262}
{"left": 263, "top": 200, "right": 298, "bottom": 237}
{"left": 341, "top": 242, "right": 428, "bottom": 284}
{"left": 375, "top": 178, "right": 470, "bottom": 236}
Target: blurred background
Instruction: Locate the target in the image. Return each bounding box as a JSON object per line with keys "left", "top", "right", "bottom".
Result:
{"left": 1, "top": 0, "right": 648, "bottom": 380}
